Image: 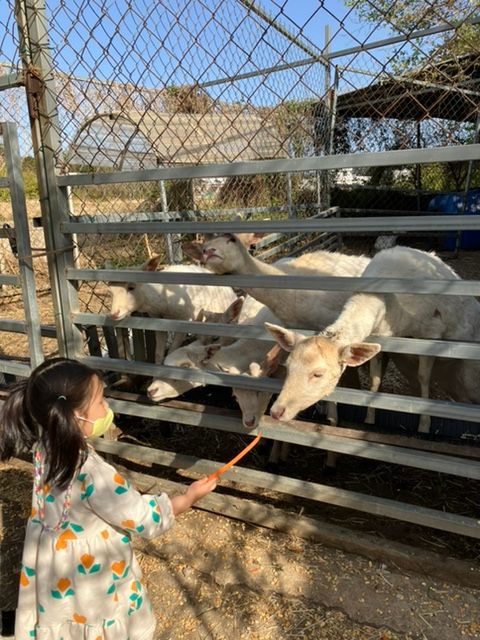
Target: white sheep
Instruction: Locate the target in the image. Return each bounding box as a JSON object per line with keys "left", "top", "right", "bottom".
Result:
{"left": 266, "top": 245, "right": 480, "bottom": 433}
{"left": 146, "top": 295, "right": 280, "bottom": 402}
{"left": 107, "top": 255, "right": 237, "bottom": 363}
{"left": 182, "top": 234, "right": 371, "bottom": 330}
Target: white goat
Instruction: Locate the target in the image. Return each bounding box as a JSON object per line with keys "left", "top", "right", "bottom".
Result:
{"left": 233, "top": 343, "right": 285, "bottom": 430}
{"left": 183, "top": 234, "right": 370, "bottom": 330}
{"left": 146, "top": 295, "right": 280, "bottom": 401}
{"left": 266, "top": 245, "right": 480, "bottom": 433}
{"left": 107, "top": 255, "right": 237, "bottom": 363}
{"left": 232, "top": 344, "right": 290, "bottom": 466}
{"left": 184, "top": 235, "right": 377, "bottom": 423}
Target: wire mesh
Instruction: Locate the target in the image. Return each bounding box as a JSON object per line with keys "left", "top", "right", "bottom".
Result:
{"left": 0, "top": 0, "right": 479, "bottom": 312}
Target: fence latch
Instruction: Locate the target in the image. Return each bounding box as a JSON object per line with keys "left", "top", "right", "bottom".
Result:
{"left": 3, "top": 223, "right": 18, "bottom": 258}
{"left": 25, "top": 66, "right": 45, "bottom": 121}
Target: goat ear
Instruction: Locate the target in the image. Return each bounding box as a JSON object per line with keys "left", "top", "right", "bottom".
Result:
{"left": 224, "top": 296, "right": 244, "bottom": 323}
{"left": 182, "top": 242, "right": 204, "bottom": 262}
{"left": 339, "top": 343, "right": 381, "bottom": 367}
{"left": 141, "top": 254, "right": 161, "bottom": 272}
{"left": 264, "top": 323, "right": 305, "bottom": 352}
{"left": 236, "top": 232, "right": 266, "bottom": 248}
{"left": 194, "top": 308, "right": 205, "bottom": 323}
{"left": 204, "top": 343, "right": 222, "bottom": 361}
{"left": 261, "top": 343, "right": 284, "bottom": 376}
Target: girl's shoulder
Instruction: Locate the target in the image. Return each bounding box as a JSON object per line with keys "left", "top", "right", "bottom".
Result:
{"left": 82, "top": 446, "right": 118, "bottom": 477}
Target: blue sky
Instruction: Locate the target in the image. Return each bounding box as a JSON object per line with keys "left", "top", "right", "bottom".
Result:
{"left": 1, "top": 0, "right": 403, "bottom": 153}
{"left": 35, "top": 0, "right": 400, "bottom": 106}
{"left": 3, "top": 0, "right": 396, "bottom": 88}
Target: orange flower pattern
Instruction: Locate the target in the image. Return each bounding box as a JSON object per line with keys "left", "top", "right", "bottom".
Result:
{"left": 15, "top": 448, "right": 174, "bottom": 640}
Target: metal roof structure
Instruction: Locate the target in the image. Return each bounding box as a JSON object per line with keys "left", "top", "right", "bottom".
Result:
{"left": 65, "top": 109, "right": 288, "bottom": 170}
{"left": 336, "top": 51, "right": 480, "bottom": 123}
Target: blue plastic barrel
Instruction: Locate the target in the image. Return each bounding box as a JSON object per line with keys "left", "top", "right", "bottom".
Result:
{"left": 427, "top": 188, "right": 480, "bottom": 250}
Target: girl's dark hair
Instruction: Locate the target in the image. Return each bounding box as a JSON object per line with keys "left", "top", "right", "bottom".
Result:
{"left": 0, "top": 357, "right": 99, "bottom": 488}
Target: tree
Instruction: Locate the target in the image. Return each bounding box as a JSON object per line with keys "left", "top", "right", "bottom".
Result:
{"left": 346, "top": 0, "right": 479, "bottom": 62}
{"left": 343, "top": 0, "right": 480, "bottom": 191}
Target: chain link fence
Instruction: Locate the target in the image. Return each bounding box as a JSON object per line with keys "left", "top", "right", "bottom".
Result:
{"left": 0, "top": 0, "right": 479, "bottom": 546}
{"left": 0, "top": 0, "right": 479, "bottom": 314}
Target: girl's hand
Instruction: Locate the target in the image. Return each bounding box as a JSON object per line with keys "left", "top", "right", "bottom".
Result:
{"left": 186, "top": 476, "right": 217, "bottom": 504}
{"left": 170, "top": 476, "right": 217, "bottom": 516}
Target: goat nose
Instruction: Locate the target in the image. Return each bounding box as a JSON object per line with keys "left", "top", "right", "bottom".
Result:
{"left": 109, "top": 311, "right": 120, "bottom": 320}
{"left": 270, "top": 405, "right": 285, "bottom": 420}
{"left": 146, "top": 387, "right": 157, "bottom": 398}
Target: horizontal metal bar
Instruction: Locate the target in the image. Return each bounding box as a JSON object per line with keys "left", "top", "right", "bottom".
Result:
{"left": 57, "top": 144, "right": 480, "bottom": 186}
{"left": 199, "top": 55, "right": 322, "bottom": 88}
{"left": 0, "top": 71, "right": 24, "bottom": 90}
{"left": 92, "top": 436, "right": 480, "bottom": 538}
{"left": 0, "top": 319, "right": 56, "bottom": 337}
{"left": 102, "top": 400, "right": 480, "bottom": 480}
{"left": 61, "top": 214, "right": 480, "bottom": 236}
{"left": 327, "top": 15, "right": 480, "bottom": 60}
{"left": 106, "top": 393, "right": 480, "bottom": 457}
{"left": 0, "top": 274, "right": 20, "bottom": 286}
{"left": 35, "top": 203, "right": 324, "bottom": 229}
{"left": 331, "top": 386, "right": 480, "bottom": 423}
{"left": 0, "top": 360, "right": 32, "bottom": 377}
{"left": 74, "top": 313, "right": 480, "bottom": 360}
{"left": 84, "top": 355, "right": 480, "bottom": 423}
{"left": 68, "top": 268, "right": 480, "bottom": 295}
{"left": 371, "top": 335, "right": 480, "bottom": 359}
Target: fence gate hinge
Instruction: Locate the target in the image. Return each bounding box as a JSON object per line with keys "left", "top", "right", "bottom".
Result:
{"left": 25, "top": 66, "right": 45, "bottom": 120}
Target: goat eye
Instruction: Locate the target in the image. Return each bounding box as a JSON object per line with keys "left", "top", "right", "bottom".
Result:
{"left": 312, "top": 371, "right": 323, "bottom": 379}
{"left": 127, "top": 285, "right": 135, "bottom": 291}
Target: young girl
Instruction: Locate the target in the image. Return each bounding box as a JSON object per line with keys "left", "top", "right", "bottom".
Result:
{"left": 0, "top": 357, "right": 217, "bottom": 640}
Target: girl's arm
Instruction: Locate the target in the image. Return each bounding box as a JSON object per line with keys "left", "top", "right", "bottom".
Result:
{"left": 170, "top": 476, "right": 217, "bottom": 516}
{"left": 82, "top": 452, "right": 216, "bottom": 538}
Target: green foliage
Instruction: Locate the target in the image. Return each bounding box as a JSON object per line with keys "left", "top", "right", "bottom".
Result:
{"left": 345, "top": 0, "right": 479, "bottom": 64}
{"left": 0, "top": 154, "right": 39, "bottom": 202}
{"left": 217, "top": 174, "right": 287, "bottom": 208}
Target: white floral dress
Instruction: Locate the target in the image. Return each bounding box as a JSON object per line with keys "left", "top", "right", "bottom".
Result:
{"left": 15, "top": 447, "right": 174, "bottom": 640}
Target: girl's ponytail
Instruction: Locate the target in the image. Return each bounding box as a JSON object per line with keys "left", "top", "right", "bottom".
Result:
{"left": 0, "top": 380, "right": 36, "bottom": 460}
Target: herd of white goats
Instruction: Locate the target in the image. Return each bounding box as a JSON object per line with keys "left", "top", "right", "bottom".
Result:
{"left": 107, "top": 234, "right": 480, "bottom": 437}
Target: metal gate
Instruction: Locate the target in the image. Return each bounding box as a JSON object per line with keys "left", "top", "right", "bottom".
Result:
{"left": 1, "top": 0, "right": 480, "bottom": 544}
{"left": 0, "top": 122, "right": 43, "bottom": 377}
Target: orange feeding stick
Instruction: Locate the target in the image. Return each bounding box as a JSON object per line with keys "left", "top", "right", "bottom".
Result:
{"left": 208, "top": 433, "right": 262, "bottom": 481}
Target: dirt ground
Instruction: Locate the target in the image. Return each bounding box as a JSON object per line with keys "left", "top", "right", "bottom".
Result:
{"left": 135, "top": 506, "right": 480, "bottom": 640}
{"left": 1, "top": 219, "right": 480, "bottom": 639}
{"left": 1, "top": 458, "right": 479, "bottom": 640}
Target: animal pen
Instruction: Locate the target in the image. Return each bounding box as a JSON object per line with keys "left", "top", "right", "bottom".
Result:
{"left": 1, "top": 0, "right": 480, "bottom": 581}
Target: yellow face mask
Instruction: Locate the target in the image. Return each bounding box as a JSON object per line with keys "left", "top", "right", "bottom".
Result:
{"left": 78, "top": 408, "right": 114, "bottom": 439}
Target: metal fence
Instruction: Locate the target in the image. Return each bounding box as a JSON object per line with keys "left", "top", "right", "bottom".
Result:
{"left": 0, "top": 0, "right": 480, "bottom": 541}
{"left": 0, "top": 122, "right": 43, "bottom": 376}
